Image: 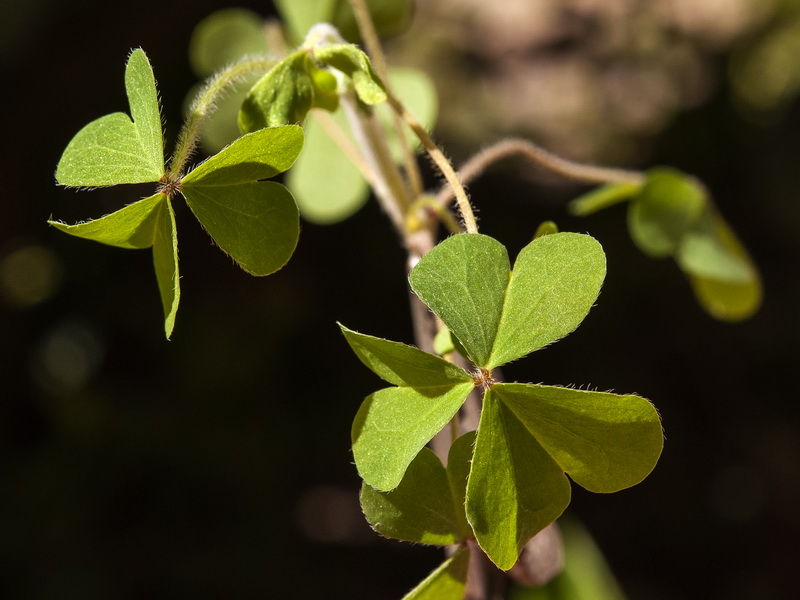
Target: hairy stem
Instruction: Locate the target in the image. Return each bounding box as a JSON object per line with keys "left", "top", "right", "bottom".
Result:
{"left": 436, "top": 138, "right": 646, "bottom": 206}
{"left": 167, "top": 57, "right": 275, "bottom": 179}
{"left": 387, "top": 94, "right": 478, "bottom": 234}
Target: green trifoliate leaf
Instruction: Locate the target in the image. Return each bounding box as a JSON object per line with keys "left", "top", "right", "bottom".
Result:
{"left": 401, "top": 545, "right": 470, "bottom": 600}
{"left": 409, "top": 232, "right": 605, "bottom": 369}
{"left": 493, "top": 383, "right": 663, "bottom": 493}
{"left": 352, "top": 384, "right": 473, "bottom": 492}
{"left": 679, "top": 210, "right": 762, "bottom": 321}
{"left": 340, "top": 325, "right": 471, "bottom": 387}
{"left": 360, "top": 432, "right": 475, "bottom": 545}
{"left": 567, "top": 182, "right": 641, "bottom": 217}
{"left": 627, "top": 168, "right": 706, "bottom": 258}
{"left": 239, "top": 51, "right": 337, "bottom": 132}
{"left": 49, "top": 194, "right": 181, "bottom": 338}
{"left": 313, "top": 43, "right": 387, "bottom": 105}
{"left": 181, "top": 126, "right": 303, "bottom": 276}
{"left": 467, "top": 389, "right": 571, "bottom": 571}
{"left": 56, "top": 49, "right": 164, "bottom": 186}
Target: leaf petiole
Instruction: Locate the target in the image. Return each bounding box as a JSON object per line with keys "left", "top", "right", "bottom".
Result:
{"left": 168, "top": 56, "right": 277, "bottom": 179}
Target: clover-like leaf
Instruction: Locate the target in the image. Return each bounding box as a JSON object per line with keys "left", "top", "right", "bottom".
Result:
{"left": 48, "top": 193, "right": 180, "bottom": 338}
{"left": 181, "top": 125, "right": 303, "bottom": 276}
{"left": 56, "top": 49, "right": 164, "bottom": 186}
{"left": 346, "top": 232, "right": 663, "bottom": 570}
{"left": 360, "top": 432, "right": 475, "bottom": 545}
{"left": 342, "top": 325, "right": 472, "bottom": 491}
{"left": 409, "top": 232, "right": 605, "bottom": 369}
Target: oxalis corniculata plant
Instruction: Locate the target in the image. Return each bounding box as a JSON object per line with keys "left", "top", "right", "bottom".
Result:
{"left": 51, "top": 1, "right": 762, "bottom": 598}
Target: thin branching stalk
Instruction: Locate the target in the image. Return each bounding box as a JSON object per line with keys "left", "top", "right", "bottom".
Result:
{"left": 340, "top": 97, "right": 410, "bottom": 230}
{"left": 167, "top": 57, "right": 275, "bottom": 179}
{"left": 436, "top": 138, "right": 646, "bottom": 206}
{"left": 347, "top": 0, "right": 425, "bottom": 199}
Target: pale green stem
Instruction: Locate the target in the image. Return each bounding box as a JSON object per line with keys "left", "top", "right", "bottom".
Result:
{"left": 340, "top": 96, "right": 410, "bottom": 231}
{"left": 347, "top": 0, "right": 425, "bottom": 199}
{"left": 436, "top": 138, "right": 646, "bottom": 206}
{"left": 167, "top": 57, "right": 275, "bottom": 180}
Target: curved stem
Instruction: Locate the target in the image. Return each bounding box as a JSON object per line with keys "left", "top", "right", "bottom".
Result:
{"left": 387, "top": 94, "right": 479, "bottom": 234}
{"left": 167, "top": 57, "right": 275, "bottom": 180}
{"left": 436, "top": 138, "right": 645, "bottom": 206}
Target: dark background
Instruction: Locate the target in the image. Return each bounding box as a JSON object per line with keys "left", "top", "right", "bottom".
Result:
{"left": 1, "top": 1, "right": 799, "bottom": 598}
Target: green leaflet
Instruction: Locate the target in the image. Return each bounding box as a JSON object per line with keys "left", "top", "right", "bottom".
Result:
{"left": 239, "top": 51, "right": 325, "bottom": 132}
{"left": 49, "top": 194, "right": 180, "bottom": 338}
{"left": 151, "top": 198, "right": 180, "bottom": 338}
{"left": 48, "top": 193, "right": 165, "bottom": 249}
{"left": 628, "top": 168, "right": 706, "bottom": 258}
{"left": 340, "top": 325, "right": 471, "bottom": 387}
{"left": 239, "top": 43, "right": 385, "bottom": 133}
{"left": 313, "top": 44, "right": 387, "bottom": 105}
{"left": 680, "top": 209, "right": 762, "bottom": 321}
{"left": 409, "top": 232, "right": 606, "bottom": 369}
{"left": 409, "top": 234, "right": 509, "bottom": 367}
{"left": 401, "top": 545, "right": 470, "bottom": 600}
{"left": 56, "top": 49, "right": 164, "bottom": 186}
{"left": 342, "top": 325, "right": 472, "bottom": 491}
{"left": 352, "top": 384, "right": 473, "bottom": 492}
{"left": 467, "top": 389, "right": 572, "bottom": 571}
{"left": 181, "top": 125, "right": 304, "bottom": 276}
{"left": 493, "top": 384, "right": 663, "bottom": 493}
{"left": 360, "top": 432, "right": 475, "bottom": 545}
